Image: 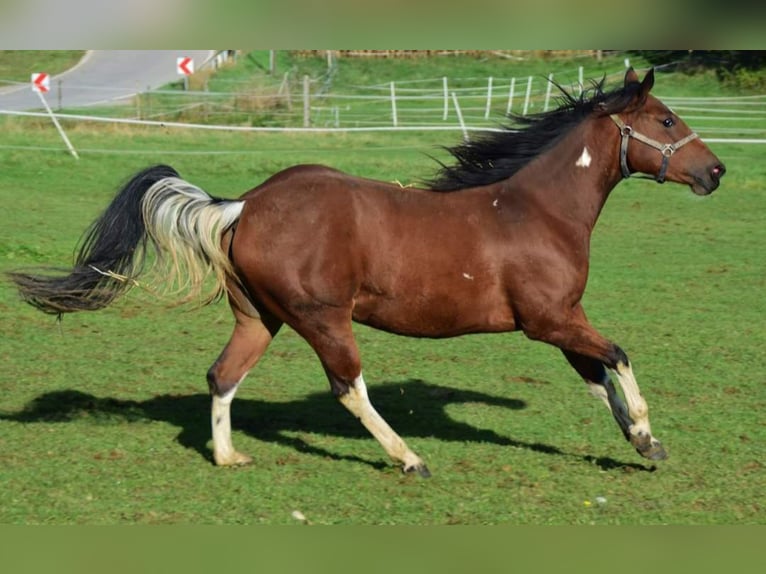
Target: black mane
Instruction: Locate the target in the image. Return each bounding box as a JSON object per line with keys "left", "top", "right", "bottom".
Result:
{"left": 426, "top": 77, "right": 643, "bottom": 191}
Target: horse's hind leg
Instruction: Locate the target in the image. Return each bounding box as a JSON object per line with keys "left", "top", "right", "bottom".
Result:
{"left": 207, "top": 307, "right": 281, "bottom": 466}
{"left": 333, "top": 371, "right": 431, "bottom": 477}
{"left": 301, "top": 317, "right": 430, "bottom": 477}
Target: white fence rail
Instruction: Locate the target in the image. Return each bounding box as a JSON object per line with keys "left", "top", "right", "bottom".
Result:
{"left": 3, "top": 63, "right": 766, "bottom": 144}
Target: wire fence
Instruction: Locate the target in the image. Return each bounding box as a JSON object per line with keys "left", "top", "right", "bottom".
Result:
{"left": 2, "top": 59, "right": 766, "bottom": 148}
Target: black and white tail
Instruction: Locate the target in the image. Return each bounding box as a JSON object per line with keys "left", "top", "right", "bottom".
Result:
{"left": 9, "top": 165, "right": 244, "bottom": 315}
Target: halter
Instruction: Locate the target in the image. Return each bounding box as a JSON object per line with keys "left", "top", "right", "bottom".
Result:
{"left": 610, "top": 114, "right": 699, "bottom": 183}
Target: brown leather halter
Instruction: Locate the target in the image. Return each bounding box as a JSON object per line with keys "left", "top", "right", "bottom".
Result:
{"left": 610, "top": 114, "right": 699, "bottom": 183}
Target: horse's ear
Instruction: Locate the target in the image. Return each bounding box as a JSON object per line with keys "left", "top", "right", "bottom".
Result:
{"left": 624, "top": 67, "right": 639, "bottom": 86}
{"left": 639, "top": 68, "right": 655, "bottom": 98}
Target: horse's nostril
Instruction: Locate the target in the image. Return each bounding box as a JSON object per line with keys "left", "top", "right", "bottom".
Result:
{"left": 712, "top": 164, "right": 726, "bottom": 180}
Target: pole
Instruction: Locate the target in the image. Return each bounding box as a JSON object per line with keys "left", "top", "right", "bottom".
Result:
{"left": 484, "top": 76, "right": 493, "bottom": 119}
{"left": 522, "top": 76, "right": 533, "bottom": 116}
{"left": 442, "top": 76, "right": 449, "bottom": 120}
{"left": 280, "top": 72, "right": 292, "bottom": 111}
{"left": 543, "top": 73, "right": 553, "bottom": 112}
{"left": 390, "top": 81, "right": 398, "bottom": 127}
{"left": 506, "top": 77, "right": 515, "bottom": 115}
{"left": 451, "top": 92, "right": 468, "bottom": 142}
{"left": 36, "top": 90, "right": 78, "bottom": 159}
{"left": 303, "top": 75, "right": 310, "bottom": 127}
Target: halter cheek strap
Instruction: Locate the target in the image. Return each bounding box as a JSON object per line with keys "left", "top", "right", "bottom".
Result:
{"left": 610, "top": 114, "right": 699, "bottom": 183}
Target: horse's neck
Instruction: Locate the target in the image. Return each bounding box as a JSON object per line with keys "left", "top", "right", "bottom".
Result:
{"left": 507, "top": 118, "right": 623, "bottom": 233}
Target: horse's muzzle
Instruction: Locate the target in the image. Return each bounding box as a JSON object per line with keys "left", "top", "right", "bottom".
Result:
{"left": 692, "top": 162, "right": 726, "bottom": 195}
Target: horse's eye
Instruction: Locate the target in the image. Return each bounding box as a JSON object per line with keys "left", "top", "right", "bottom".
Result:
{"left": 663, "top": 117, "right": 675, "bottom": 128}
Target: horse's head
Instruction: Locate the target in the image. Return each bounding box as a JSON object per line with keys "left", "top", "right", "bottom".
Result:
{"left": 608, "top": 68, "right": 726, "bottom": 195}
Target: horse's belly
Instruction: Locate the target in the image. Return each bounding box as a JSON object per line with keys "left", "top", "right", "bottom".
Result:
{"left": 351, "top": 289, "right": 516, "bottom": 338}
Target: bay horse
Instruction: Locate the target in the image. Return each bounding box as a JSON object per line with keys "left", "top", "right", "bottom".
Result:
{"left": 9, "top": 68, "right": 725, "bottom": 476}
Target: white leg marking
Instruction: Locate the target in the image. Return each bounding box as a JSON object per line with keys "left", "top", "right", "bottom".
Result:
{"left": 587, "top": 381, "right": 610, "bottom": 407}
{"left": 211, "top": 382, "right": 251, "bottom": 466}
{"left": 588, "top": 377, "right": 632, "bottom": 436}
{"left": 575, "top": 146, "right": 592, "bottom": 168}
{"left": 613, "top": 362, "right": 651, "bottom": 438}
{"left": 339, "top": 373, "right": 424, "bottom": 471}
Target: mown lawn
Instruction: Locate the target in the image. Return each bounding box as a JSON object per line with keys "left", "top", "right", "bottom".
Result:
{"left": 0, "top": 51, "right": 85, "bottom": 85}
{"left": 1, "top": 51, "right": 763, "bottom": 524}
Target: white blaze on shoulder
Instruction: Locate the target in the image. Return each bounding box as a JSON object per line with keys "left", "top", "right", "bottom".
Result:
{"left": 576, "top": 146, "right": 592, "bottom": 168}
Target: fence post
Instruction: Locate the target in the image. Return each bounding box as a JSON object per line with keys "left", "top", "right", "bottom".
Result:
{"left": 57, "top": 79, "right": 62, "bottom": 110}
{"left": 390, "top": 81, "right": 398, "bottom": 127}
{"left": 442, "top": 76, "right": 449, "bottom": 120}
{"left": 303, "top": 75, "right": 310, "bottom": 127}
{"left": 484, "top": 76, "right": 493, "bottom": 119}
{"left": 578, "top": 66, "right": 584, "bottom": 94}
{"left": 279, "top": 72, "right": 292, "bottom": 111}
{"left": 269, "top": 50, "right": 276, "bottom": 74}
{"left": 522, "top": 76, "right": 533, "bottom": 115}
{"left": 544, "top": 73, "right": 553, "bottom": 111}
{"left": 506, "top": 77, "right": 515, "bottom": 115}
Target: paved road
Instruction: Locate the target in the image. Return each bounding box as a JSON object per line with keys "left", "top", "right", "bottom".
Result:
{"left": 0, "top": 50, "right": 216, "bottom": 112}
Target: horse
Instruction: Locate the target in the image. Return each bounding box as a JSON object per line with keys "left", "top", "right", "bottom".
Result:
{"left": 9, "top": 68, "right": 725, "bottom": 477}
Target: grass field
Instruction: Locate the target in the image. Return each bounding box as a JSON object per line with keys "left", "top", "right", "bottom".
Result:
{"left": 0, "top": 51, "right": 85, "bottom": 86}
{"left": 0, "top": 54, "right": 764, "bottom": 525}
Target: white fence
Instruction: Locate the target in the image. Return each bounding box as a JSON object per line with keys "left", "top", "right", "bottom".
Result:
{"left": 2, "top": 63, "right": 766, "bottom": 146}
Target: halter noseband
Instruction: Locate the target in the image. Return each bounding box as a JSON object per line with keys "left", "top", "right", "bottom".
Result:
{"left": 610, "top": 114, "right": 699, "bottom": 183}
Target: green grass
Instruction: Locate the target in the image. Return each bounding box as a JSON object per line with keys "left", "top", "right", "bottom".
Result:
{"left": 0, "top": 51, "right": 86, "bottom": 86}
{"left": 0, "top": 53, "right": 764, "bottom": 525}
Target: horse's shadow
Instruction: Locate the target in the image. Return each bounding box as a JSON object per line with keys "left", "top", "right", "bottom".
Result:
{"left": 0, "top": 378, "right": 652, "bottom": 472}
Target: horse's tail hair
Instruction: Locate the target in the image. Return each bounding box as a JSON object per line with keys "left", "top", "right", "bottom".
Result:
{"left": 8, "top": 165, "right": 245, "bottom": 316}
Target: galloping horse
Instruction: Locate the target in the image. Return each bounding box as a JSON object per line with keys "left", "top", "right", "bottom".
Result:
{"left": 10, "top": 68, "right": 725, "bottom": 476}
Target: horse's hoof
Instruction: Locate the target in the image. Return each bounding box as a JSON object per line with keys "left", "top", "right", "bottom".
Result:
{"left": 636, "top": 440, "right": 667, "bottom": 461}
{"left": 629, "top": 430, "right": 667, "bottom": 462}
{"left": 403, "top": 463, "right": 431, "bottom": 478}
{"left": 214, "top": 451, "right": 253, "bottom": 466}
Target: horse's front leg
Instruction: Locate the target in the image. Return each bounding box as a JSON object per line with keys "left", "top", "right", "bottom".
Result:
{"left": 562, "top": 350, "right": 633, "bottom": 441}
{"left": 525, "top": 304, "right": 667, "bottom": 461}
{"left": 609, "top": 357, "right": 667, "bottom": 460}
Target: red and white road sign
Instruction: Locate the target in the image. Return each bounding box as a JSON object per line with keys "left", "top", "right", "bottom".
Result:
{"left": 31, "top": 73, "right": 50, "bottom": 93}
{"left": 177, "top": 57, "right": 194, "bottom": 76}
